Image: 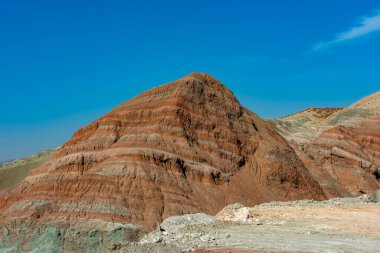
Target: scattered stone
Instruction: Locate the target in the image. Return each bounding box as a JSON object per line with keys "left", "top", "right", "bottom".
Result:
{"left": 153, "top": 236, "right": 163, "bottom": 243}
{"left": 160, "top": 213, "right": 216, "bottom": 233}
{"left": 200, "top": 235, "right": 210, "bottom": 242}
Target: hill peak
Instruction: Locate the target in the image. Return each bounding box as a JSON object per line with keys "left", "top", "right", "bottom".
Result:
{"left": 113, "top": 73, "right": 239, "bottom": 113}
{"left": 171, "top": 72, "right": 234, "bottom": 96}
{"left": 180, "top": 72, "right": 221, "bottom": 85}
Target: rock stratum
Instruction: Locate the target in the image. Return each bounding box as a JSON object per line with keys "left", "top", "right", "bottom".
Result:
{"left": 0, "top": 73, "right": 325, "bottom": 252}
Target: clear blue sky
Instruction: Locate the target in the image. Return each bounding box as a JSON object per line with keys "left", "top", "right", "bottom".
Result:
{"left": 1, "top": 0, "right": 380, "bottom": 161}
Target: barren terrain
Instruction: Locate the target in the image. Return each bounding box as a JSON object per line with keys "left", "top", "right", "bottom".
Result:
{"left": 128, "top": 193, "right": 380, "bottom": 253}
{"left": 0, "top": 76, "right": 378, "bottom": 253}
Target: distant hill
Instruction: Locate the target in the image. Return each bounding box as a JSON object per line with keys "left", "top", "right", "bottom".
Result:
{"left": 0, "top": 159, "right": 13, "bottom": 165}
{"left": 326, "top": 91, "right": 380, "bottom": 126}
{"left": 0, "top": 149, "right": 56, "bottom": 191}
{"left": 267, "top": 91, "right": 380, "bottom": 197}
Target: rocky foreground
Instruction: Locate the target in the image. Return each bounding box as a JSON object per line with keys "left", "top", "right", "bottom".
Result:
{"left": 124, "top": 191, "right": 380, "bottom": 253}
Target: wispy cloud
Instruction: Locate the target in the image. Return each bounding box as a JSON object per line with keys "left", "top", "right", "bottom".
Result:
{"left": 313, "top": 9, "right": 380, "bottom": 51}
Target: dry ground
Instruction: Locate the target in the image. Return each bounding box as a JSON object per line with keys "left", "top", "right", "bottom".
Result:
{"left": 124, "top": 196, "right": 380, "bottom": 253}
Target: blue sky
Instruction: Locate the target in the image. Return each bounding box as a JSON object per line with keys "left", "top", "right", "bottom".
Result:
{"left": 1, "top": 0, "right": 380, "bottom": 161}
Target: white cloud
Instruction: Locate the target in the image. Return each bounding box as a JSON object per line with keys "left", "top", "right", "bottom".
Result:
{"left": 313, "top": 9, "right": 380, "bottom": 51}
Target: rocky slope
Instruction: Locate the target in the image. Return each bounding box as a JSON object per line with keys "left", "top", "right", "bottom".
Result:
{"left": 0, "top": 73, "right": 325, "bottom": 252}
{"left": 305, "top": 119, "right": 380, "bottom": 196}
{"left": 268, "top": 91, "right": 380, "bottom": 197}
